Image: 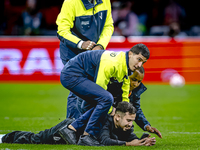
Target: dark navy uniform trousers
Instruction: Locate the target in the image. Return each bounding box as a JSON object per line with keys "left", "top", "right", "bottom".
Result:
{"left": 60, "top": 73, "right": 113, "bottom": 137}
{"left": 59, "top": 41, "right": 82, "bottom": 119}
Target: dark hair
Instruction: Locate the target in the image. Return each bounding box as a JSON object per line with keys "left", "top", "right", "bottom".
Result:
{"left": 129, "top": 44, "right": 150, "bottom": 59}
{"left": 116, "top": 101, "right": 136, "bottom": 115}
{"left": 137, "top": 66, "right": 145, "bottom": 74}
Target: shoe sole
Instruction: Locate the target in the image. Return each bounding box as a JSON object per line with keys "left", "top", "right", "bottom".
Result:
{"left": 58, "top": 126, "right": 76, "bottom": 145}
{"left": 78, "top": 137, "right": 104, "bottom": 146}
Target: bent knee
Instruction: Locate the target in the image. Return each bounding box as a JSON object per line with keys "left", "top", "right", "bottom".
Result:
{"left": 102, "top": 92, "right": 114, "bottom": 104}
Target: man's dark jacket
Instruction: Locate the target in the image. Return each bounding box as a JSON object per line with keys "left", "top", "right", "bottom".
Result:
{"left": 98, "top": 115, "right": 138, "bottom": 146}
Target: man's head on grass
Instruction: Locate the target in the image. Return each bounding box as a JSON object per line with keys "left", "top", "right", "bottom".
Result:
{"left": 114, "top": 101, "right": 136, "bottom": 131}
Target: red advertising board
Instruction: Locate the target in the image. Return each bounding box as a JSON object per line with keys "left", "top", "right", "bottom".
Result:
{"left": 0, "top": 36, "right": 200, "bottom": 84}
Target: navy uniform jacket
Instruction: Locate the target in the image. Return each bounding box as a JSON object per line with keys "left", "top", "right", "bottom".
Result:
{"left": 61, "top": 50, "right": 132, "bottom": 104}
{"left": 98, "top": 115, "right": 138, "bottom": 146}
{"left": 56, "top": 0, "right": 114, "bottom": 62}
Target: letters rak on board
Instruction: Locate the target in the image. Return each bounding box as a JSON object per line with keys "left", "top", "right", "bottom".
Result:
{"left": 0, "top": 48, "right": 64, "bottom": 81}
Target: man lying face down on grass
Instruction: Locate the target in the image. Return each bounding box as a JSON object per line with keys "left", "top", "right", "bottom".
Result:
{"left": 0, "top": 102, "right": 156, "bottom": 146}
{"left": 75, "top": 101, "right": 156, "bottom": 146}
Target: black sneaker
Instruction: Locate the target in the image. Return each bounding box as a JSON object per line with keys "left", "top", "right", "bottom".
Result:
{"left": 58, "top": 125, "right": 77, "bottom": 145}
{"left": 77, "top": 135, "right": 104, "bottom": 146}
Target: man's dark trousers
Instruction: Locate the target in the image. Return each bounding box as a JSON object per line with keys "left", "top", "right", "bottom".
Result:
{"left": 2, "top": 118, "right": 74, "bottom": 144}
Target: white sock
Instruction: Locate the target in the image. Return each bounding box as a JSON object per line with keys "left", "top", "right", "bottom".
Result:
{"left": 0, "top": 134, "right": 6, "bottom": 144}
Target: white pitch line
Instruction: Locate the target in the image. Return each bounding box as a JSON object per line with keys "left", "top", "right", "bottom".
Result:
{"left": 3, "top": 117, "right": 63, "bottom": 120}
{"left": 0, "top": 130, "right": 15, "bottom": 133}
{"left": 169, "top": 131, "right": 200, "bottom": 134}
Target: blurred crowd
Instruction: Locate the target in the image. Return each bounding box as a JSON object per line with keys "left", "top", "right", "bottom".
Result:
{"left": 1, "top": 0, "right": 200, "bottom": 37}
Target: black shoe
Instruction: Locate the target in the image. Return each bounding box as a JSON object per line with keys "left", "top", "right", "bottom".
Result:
{"left": 77, "top": 135, "right": 104, "bottom": 146}
{"left": 58, "top": 125, "right": 77, "bottom": 145}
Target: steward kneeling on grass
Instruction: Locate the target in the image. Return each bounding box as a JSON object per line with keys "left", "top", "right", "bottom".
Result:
{"left": 0, "top": 102, "right": 156, "bottom": 146}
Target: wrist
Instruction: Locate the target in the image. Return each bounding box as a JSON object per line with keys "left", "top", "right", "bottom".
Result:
{"left": 144, "top": 124, "right": 149, "bottom": 131}
{"left": 77, "top": 40, "right": 84, "bottom": 49}
{"left": 126, "top": 142, "right": 131, "bottom": 146}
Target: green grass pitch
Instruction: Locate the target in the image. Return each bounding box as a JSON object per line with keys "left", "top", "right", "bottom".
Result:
{"left": 0, "top": 83, "right": 200, "bottom": 150}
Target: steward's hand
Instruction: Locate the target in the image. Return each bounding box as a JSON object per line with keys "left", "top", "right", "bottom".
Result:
{"left": 146, "top": 125, "right": 162, "bottom": 138}
{"left": 92, "top": 45, "right": 103, "bottom": 50}
{"left": 82, "top": 41, "right": 96, "bottom": 50}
